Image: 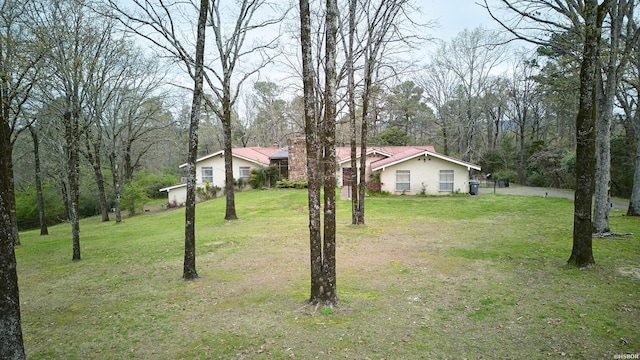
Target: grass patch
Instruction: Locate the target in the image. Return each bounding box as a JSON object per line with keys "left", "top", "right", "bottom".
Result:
{"left": 16, "top": 189, "right": 640, "bottom": 359}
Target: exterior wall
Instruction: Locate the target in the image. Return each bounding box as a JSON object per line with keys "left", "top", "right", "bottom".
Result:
{"left": 377, "top": 155, "right": 471, "bottom": 195}
{"left": 167, "top": 186, "right": 187, "bottom": 206}
{"left": 165, "top": 155, "right": 262, "bottom": 205}
{"left": 196, "top": 155, "right": 258, "bottom": 189}
{"left": 336, "top": 153, "right": 386, "bottom": 186}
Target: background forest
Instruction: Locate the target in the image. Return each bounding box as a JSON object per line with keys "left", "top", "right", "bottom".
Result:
{"left": 4, "top": 0, "right": 639, "bottom": 230}
{"left": 3, "top": 0, "right": 640, "bottom": 357}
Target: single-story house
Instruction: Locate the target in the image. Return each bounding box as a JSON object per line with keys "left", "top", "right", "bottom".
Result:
{"left": 160, "top": 142, "right": 481, "bottom": 204}
{"left": 367, "top": 146, "right": 480, "bottom": 194}
{"left": 159, "top": 147, "right": 280, "bottom": 206}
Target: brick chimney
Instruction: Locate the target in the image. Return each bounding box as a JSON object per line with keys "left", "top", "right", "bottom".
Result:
{"left": 287, "top": 137, "right": 307, "bottom": 181}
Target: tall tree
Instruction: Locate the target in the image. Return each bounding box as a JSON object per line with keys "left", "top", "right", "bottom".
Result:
{"left": 384, "top": 80, "right": 433, "bottom": 143}
{"left": 320, "top": 0, "right": 339, "bottom": 305}
{"left": 343, "top": 0, "right": 419, "bottom": 225}
{"left": 345, "top": 0, "right": 358, "bottom": 224}
{"left": 0, "top": 0, "right": 40, "bottom": 357}
{"left": 29, "top": 126, "right": 48, "bottom": 235}
{"left": 420, "top": 61, "right": 460, "bottom": 155}
{"left": 593, "top": 0, "right": 639, "bottom": 233}
{"left": 182, "top": 0, "right": 209, "bottom": 280}
{"left": 620, "top": 14, "right": 640, "bottom": 216}
{"left": 486, "top": 0, "right": 611, "bottom": 267}
{"left": 106, "top": 0, "right": 218, "bottom": 278}
{"left": 251, "top": 81, "right": 288, "bottom": 147}
{"left": 568, "top": 0, "right": 605, "bottom": 267}
{"left": 506, "top": 59, "right": 542, "bottom": 184}
{"left": 299, "top": 0, "right": 340, "bottom": 305}
{"left": 299, "top": 0, "right": 323, "bottom": 303}
{"left": 0, "top": 111, "right": 25, "bottom": 360}
{"left": 202, "top": 0, "right": 284, "bottom": 220}
{"left": 36, "top": 0, "right": 122, "bottom": 261}
{"left": 433, "top": 27, "right": 507, "bottom": 162}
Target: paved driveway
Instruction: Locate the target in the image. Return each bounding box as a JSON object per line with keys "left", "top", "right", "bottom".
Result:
{"left": 484, "top": 184, "right": 629, "bottom": 211}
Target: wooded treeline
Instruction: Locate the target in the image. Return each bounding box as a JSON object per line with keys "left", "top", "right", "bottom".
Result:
{"left": 2, "top": 0, "right": 640, "bottom": 356}
{"left": 4, "top": 1, "right": 638, "bottom": 233}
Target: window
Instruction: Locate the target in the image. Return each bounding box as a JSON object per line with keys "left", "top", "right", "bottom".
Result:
{"left": 239, "top": 166, "right": 251, "bottom": 182}
{"left": 396, "top": 170, "right": 410, "bottom": 192}
{"left": 439, "top": 170, "right": 454, "bottom": 192}
{"left": 201, "top": 167, "right": 213, "bottom": 184}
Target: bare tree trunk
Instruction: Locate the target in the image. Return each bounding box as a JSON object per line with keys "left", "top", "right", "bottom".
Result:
{"left": 593, "top": 1, "right": 632, "bottom": 232}
{"left": 347, "top": 0, "right": 359, "bottom": 225}
{"left": 357, "top": 70, "right": 369, "bottom": 224}
{"left": 64, "top": 110, "right": 82, "bottom": 261}
{"left": 299, "top": 0, "right": 323, "bottom": 304}
{"left": 222, "top": 99, "right": 238, "bottom": 220}
{"left": 183, "top": 0, "right": 209, "bottom": 280}
{"left": 86, "top": 137, "right": 110, "bottom": 222}
{"left": 30, "top": 127, "right": 48, "bottom": 235}
{"left": 517, "top": 120, "right": 526, "bottom": 184}
{"left": 568, "top": 0, "right": 604, "bottom": 268}
{"left": 109, "top": 152, "right": 123, "bottom": 223}
{"left": 60, "top": 178, "right": 70, "bottom": 221}
{"left": 627, "top": 108, "right": 640, "bottom": 215}
{"left": 593, "top": 71, "right": 612, "bottom": 233}
{"left": 321, "top": 0, "right": 338, "bottom": 305}
{"left": 9, "top": 177, "right": 19, "bottom": 246}
{"left": 0, "top": 119, "right": 26, "bottom": 360}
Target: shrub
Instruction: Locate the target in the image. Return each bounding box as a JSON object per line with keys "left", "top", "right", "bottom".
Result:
{"left": 15, "top": 182, "right": 67, "bottom": 230}
{"left": 249, "top": 165, "right": 279, "bottom": 189}
{"left": 130, "top": 169, "right": 180, "bottom": 199}
{"left": 234, "top": 177, "right": 247, "bottom": 191}
{"left": 121, "top": 181, "right": 149, "bottom": 216}
{"left": 366, "top": 181, "right": 382, "bottom": 193}
{"left": 196, "top": 181, "right": 221, "bottom": 200}
{"left": 275, "top": 180, "right": 308, "bottom": 189}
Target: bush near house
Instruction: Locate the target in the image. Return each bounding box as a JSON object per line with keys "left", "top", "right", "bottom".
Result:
{"left": 248, "top": 165, "right": 279, "bottom": 189}
{"left": 275, "top": 180, "right": 308, "bottom": 189}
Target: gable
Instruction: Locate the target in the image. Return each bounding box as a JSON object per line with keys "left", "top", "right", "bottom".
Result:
{"left": 178, "top": 147, "right": 280, "bottom": 169}
{"left": 371, "top": 148, "right": 480, "bottom": 172}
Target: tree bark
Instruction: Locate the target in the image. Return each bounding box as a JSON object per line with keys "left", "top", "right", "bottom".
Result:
{"left": 347, "top": 0, "right": 359, "bottom": 225}
{"left": 183, "top": 0, "right": 209, "bottom": 280}
{"left": 321, "top": 0, "right": 338, "bottom": 305}
{"left": 64, "top": 110, "right": 82, "bottom": 262}
{"left": 299, "top": 0, "right": 323, "bottom": 304}
{"left": 223, "top": 98, "right": 238, "bottom": 220}
{"left": 627, "top": 104, "right": 640, "bottom": 215}
{"left": 30, "top": 127, "right": 49, "bottom": 235}
{"left": 109, "top": 152, "right": 123, "bottom": 223}
{"left": 0, "top": 116, "right": 26, "bottom": 360}
{"left": 568, "top": 0, "right": 604, "bottom": 268}
{"left": 86, "top": 136, "right": 110, "bottom": 222}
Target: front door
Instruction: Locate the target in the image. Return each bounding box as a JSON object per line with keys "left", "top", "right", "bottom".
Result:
{"left": 342, "top": 167, "right": 352, "bottom": 186}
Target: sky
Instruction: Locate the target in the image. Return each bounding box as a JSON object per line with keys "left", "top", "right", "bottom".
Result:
{"left": 422, "top": 0, "right": 503, "bottom": 41}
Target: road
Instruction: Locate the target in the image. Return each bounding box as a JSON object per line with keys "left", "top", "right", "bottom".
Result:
{"left": 484, "top": 184, "right": 629, "bottom": 211}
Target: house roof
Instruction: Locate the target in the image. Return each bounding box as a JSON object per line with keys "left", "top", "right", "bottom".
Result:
{"left": 176, "top": 145, "right": 479, "bottom": 172}
{"left": 178, "top": 147, "right": 280, "bottom": 169}
{"left": 370, "top": 147, "right": 481, "bottom": 172}
{"left": 335, "top": 146, "right": 435, "bottom": 165}
{"left": 269, "top": 147, "right": 289, "bottom": 160}
{"left": 159, "top": 183, "right": 187, "bottom": 192}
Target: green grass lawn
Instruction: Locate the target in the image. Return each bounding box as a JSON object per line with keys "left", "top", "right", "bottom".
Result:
{"left": 16, "top": 189, "right": 640, "bottom": 359}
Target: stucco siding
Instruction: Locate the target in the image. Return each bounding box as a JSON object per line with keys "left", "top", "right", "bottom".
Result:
{"left": 167, "top": 186, "right": 187, "bottom": 206}
{"left": 196, "top": 155, "right": 258, "bottom": 189}
{"left": 377, "top": 155, "right": 471, "bottom": 195}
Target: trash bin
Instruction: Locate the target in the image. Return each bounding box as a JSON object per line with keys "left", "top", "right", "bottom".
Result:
{"left": 503, "top": 178, "right": 510, "bottom": 187}
{"left": 469, "top": 180, "right": 480, "bottom": 195}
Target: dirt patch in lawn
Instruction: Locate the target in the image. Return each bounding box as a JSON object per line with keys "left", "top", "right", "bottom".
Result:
{"left": 618, "top": 266, "right": 640, "bottom": 280}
